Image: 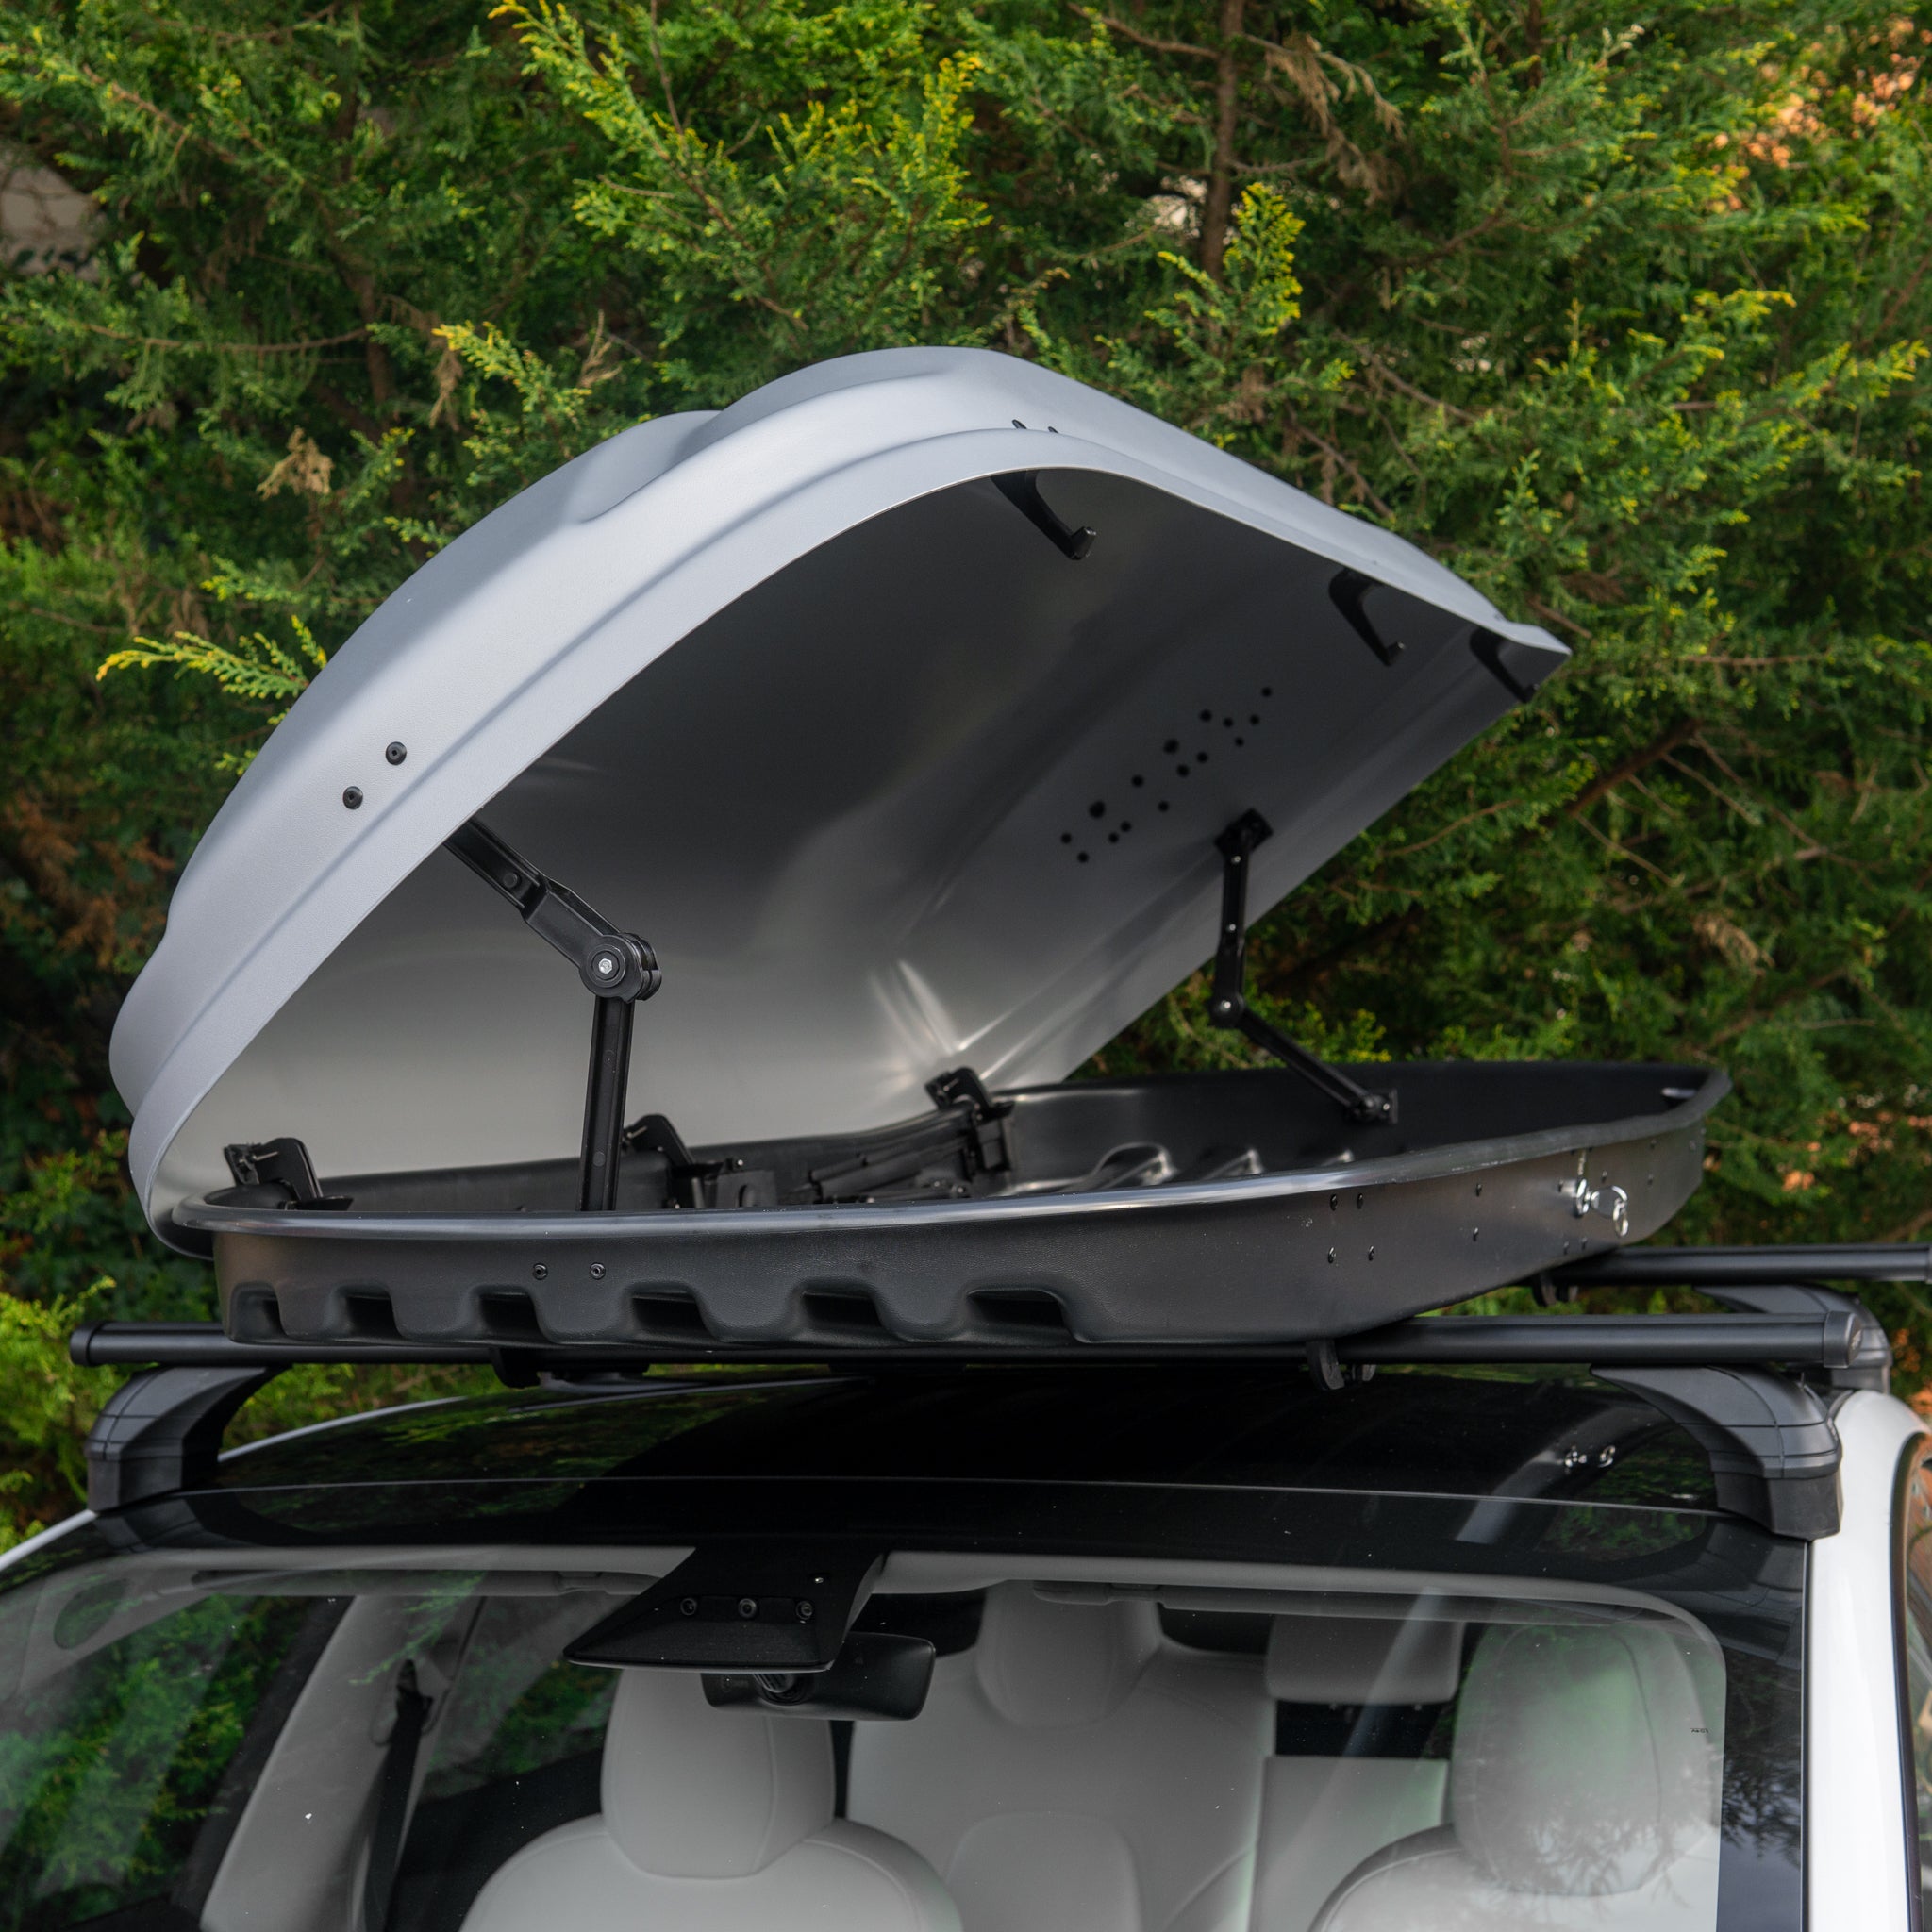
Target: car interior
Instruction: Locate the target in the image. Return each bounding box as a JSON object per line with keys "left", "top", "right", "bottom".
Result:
{"left": 0, "top": 1551, "right": 1727, "bottom": 1932}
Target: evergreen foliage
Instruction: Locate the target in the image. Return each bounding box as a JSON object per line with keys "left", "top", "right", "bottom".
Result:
{"left": 2, "top": 0, "right": 1929, "bottom": 1535}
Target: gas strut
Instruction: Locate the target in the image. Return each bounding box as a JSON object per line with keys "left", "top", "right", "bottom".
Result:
{"left": 1208, "top": 810, "right": 1395, "bottom": 1126}
{"left": 446, "top": 818, "right": 661, "bottom": 1211}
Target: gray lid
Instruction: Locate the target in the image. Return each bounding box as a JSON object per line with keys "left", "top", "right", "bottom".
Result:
{"left": 111, "top": 347, "right": 1564, "bottom": 1241}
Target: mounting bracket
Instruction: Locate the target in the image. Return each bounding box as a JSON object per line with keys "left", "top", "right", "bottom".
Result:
{"left": 567, "top": 1543, "right": 885, "bottom": 1672}
{"left": 85, "top": 1363, "right": 281, "bottom": 1512}
{"left": 1591, "top": 1363, "right": 1842, "bottom": 1540}
{"left": 1208, "top": 811, "right": 1395, "bottom": 1125}
{"left": 446, "top": 817, "right": 661, "bottom": 1211}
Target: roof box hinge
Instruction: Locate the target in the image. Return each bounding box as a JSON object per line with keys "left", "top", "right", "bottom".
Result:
{"left": 1207, "top": 811, "right": 1395, "bottom": 1126}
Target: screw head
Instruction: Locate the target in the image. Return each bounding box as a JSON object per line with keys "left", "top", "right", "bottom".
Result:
{"left": 385, "top": 741, "right": 407, "bottom": 765}
{"left": 737, "top": 1597, "right": 758, "bottom": 1620}
{"left": 341, "top": 786, "right": 363, "bottom": 809}
{"left": 680, "top": 1597, "right": 698, "bottom": 1616}
{"left": 532, "top": 1263, "right": 548, "bottom": 1281}
{"left": 592, "top": 952, "right": 619, "bottom": 978}
{"left": 796, "top": 1600, "right": 815, "bottom": 1623}
{"left": 590, "top": 1262, "right": 606, "bottom": 1280}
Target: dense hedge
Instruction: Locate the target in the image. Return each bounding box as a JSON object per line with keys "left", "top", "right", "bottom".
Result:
{"left": 2, "top": 0, "right": 1929, "bottom": 1541}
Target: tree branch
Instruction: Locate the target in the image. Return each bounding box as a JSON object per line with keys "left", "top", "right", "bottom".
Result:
{"left": 1564, "top": 717, "right": 1701, "bottom": 820}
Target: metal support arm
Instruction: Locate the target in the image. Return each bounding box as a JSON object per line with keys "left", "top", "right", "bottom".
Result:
{"left": 446, "top": 818, "right": 659, "bottom": 1003}
{"left": 1208, "top": 811, "right": 1395, "bottom": 1125}
{"left": 446, "top": 817, "right": 661, "bottom": 1211}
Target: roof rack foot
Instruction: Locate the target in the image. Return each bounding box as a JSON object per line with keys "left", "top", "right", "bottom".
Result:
{"left": 85, "top": 1364, "right": 280, "bottom": 1513}
{"left": 1592, "top": 1363, "right": 1842, "bottom": 1540}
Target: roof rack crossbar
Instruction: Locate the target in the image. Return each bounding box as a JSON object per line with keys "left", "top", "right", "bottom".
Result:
{"left": 1551, "top": 1242, "right": 1932, "bottom": 1287}
{"left": 68, "top": 1312, "right": 1860, "bottom": 1374}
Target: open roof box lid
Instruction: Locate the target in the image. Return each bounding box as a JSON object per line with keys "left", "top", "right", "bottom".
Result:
{"left": 111, "top": 348, "right": 1724, "bottom": 1353}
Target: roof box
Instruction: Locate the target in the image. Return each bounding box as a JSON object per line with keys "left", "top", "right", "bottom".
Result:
{"left": 110, "top": 347, "right": 1721, "bottom": 1351}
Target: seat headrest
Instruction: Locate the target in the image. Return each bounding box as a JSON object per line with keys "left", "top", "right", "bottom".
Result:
{"left": 600, "top": 1668, "right": 834, "bottom": 1878}
{"left": 1451, "top": 1622, "right": 1722, "bottom": 1897}
{"left": 974, "top": 1586, "right": 1161, "bottom": 1728}
{"left": 1264, "top": 1615, "right": 1464, "bottom": 1706}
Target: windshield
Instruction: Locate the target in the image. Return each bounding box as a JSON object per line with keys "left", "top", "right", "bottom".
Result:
{"left": 0, "top": 1513, "right": 1796, "bottom": 1932}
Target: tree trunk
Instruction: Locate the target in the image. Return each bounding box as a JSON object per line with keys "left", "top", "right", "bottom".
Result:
{"left": 1199, "top": 0, "right": 1245, "bottom": 280}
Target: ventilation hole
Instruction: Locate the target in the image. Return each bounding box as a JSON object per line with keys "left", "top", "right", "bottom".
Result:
{"left": 1060, "top": 832, "right": 1073, "bottom": 845}
{"left": 228, "top": 1286, "right": 287, "bottom": 1344}
{"left": 1158, "top": 801, "right": 1171, "bottom": 812}
{"left": 629, "top": 1289, "right": 716, "bottom": 1342}
{"left": 339, "top": 1291, "right": 401, "bottom": 1341}
{"left": 476, "top": 1290, "right": 545, "bottom": 1342}
{"left": 1199, "top": 709, "right": 1212, "bottom": 723}
{"left": 1132, "top": 774, "right": 1144, "bottom": 788}
{"left": 1196, "top": 752, "right": 1209, "bottom": 764}
{"left": 1261, "top": 686, "right": 1274, "bottom": 697}
{"left": 1164, "top": 738, "right": 1179, "bottom": 753}
{"left": 969, "top": 1289, "right": 1074, "bottom": 1341}
{"left": 1234, "top": 737, "right": 1245, "bottom": 748}
{"left": 1119, "top": 821, "right": 1132, "bottom": 833}
{"left": 1089, "top": 800, "right": 1106, "bottom": 818}
{"left": 1078, "top": 852, "right": 1091, "bottom": 862}
{"left": 800, "top": 1291, "right": 891, "bottom": 1339}
{"left": 1108, "top": 833, "right": 1119, "bottom": 844}
{"left": 1176, "top": 766, "right": 1191, "bottom": 779}
{"left": 1250, "top": 713, "right": 1260, "bottom": 724}
{"left": 1224, "top": 717, "right": 1234, "bottom": 727}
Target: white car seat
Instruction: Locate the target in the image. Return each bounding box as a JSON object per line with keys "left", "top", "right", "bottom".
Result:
{"left": 459, "top": 1666, "right": 960, "bottom": 1932}
{"left": 1308, "top": 1621, "right": 1722, "bottom": 1931}
{"left": 847, "top": 1584, "right": 1273, "bottom": 1932}
{"left": 1250, "top": 1615, "right": 1462, "bottom": 1932}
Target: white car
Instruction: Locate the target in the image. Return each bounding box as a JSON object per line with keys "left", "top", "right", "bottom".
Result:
{"left": 0, "top": 1317, "right": 1924, "bottom": 1932}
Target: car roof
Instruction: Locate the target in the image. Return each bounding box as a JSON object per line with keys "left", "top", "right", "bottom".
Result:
{"left": 216, "top": 1366, "right": 1717, "bottom": 1511}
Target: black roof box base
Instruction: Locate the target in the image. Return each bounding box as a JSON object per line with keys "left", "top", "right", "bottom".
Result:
{"left": 193, "top": 1061, "right": 1723, "bottom": 1351}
